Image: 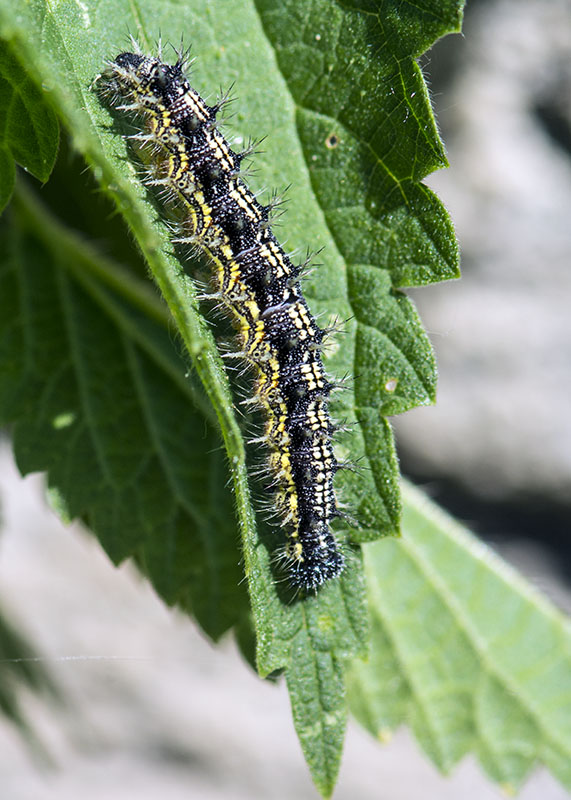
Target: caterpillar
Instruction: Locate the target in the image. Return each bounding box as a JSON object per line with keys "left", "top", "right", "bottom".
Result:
{"left": 99, "top": 44, "right": 345, "bottom": 590}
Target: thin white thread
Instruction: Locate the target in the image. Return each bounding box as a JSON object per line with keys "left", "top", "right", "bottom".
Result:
{"left": 1, "top": 655, "right": 157, "bottom": 664}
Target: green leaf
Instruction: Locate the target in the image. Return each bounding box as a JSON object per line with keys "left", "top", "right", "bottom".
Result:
{"left": 0, "top": 40, "right": 59, "bottom": 210}
{"left": 349, "top": 481, "right": 571, "bottom": 793}
{"left": 0, "top": 0, "right": 462, "bottom": 794}
{"left": 286, "top": 637, "right": 347, "bottom": 797}
{"left": 1, "top": 186, "right": 247, "bottom": 637}
{"left": 0, "top": 606, "right": 60, "bottom": 753}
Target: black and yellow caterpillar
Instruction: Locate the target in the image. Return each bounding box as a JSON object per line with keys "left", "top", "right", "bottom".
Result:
{"left": 100, "top": 46, "right": 344, "bottom": 590}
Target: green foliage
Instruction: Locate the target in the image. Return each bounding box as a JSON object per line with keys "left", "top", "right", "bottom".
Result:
{"left": 2, "top": 185, "right": 248, "bottom": 636}
{"left": 0, "top": 604, "right": 59, "bottom": 750}
{"left": 0, "top": 40, "right": 59, "bottom": 211}
{"left": 0, "top": 1, "right": 569, "bottom": 797}
{"left": 349, "top": 482, "right": 571, "bottom": 792}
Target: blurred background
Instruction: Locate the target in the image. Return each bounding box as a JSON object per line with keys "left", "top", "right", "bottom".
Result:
{"left": 399, "top": 0, "right": 571, "bottom": 597}
{"left": 1, "top": 0, "right": 570, "bottom": 797}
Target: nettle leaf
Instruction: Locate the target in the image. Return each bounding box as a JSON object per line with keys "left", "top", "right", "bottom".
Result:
{"left": 349, "top": 482, "right": 571, "bottom": 793}
{"left": 1, "top": 186, "right": 247, "bottom": 637}
{"left": 0, "top": 40, "right": 59, "bottom": 212}
{"left": 8, "top": 0, "right": 549, "bottom": 796}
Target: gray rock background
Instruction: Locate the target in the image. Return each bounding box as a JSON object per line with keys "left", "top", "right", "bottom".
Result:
{"left": 1, "top": 0, "right": 570, "bottom": 797}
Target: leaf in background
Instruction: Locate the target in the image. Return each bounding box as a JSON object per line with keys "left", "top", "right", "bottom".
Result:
{"left": 0, "top": 606, "right": 60, "bottom": 755}
{"left": 1, "top": 186, "right": 248, "bottom": 638}
{"left": 0, "top": 0, "right": 464, "bottom": 794}
{"left": 0, "top": 40, "right": 59, "bottom": 212}
{"left": 349, "top": 482, "right": 571, "bottom": 792}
